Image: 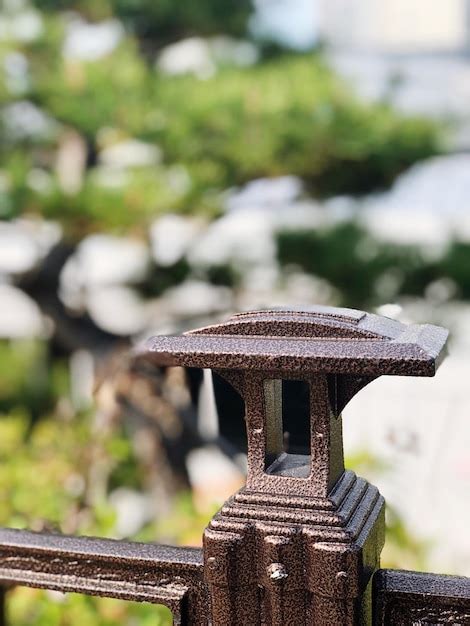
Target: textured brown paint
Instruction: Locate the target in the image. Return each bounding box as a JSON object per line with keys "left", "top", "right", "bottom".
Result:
{"left": 0, "top": 528, "right": 206, "bottom": 624}
{"left": 373, "top": 569, "right": 470, "bottom": 624}
{"left": 0, "top": 306, "right": 456, "bottom": 625}
{"left": 140, "top": 307, "right": 448, "bottom": 377}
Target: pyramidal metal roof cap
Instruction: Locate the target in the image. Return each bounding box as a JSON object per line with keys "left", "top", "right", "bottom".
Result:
{"left": 137, "top": 306, "right": 448, "bottom": 377}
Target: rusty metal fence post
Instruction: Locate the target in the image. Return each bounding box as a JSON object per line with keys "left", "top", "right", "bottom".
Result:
{"left": 0, "top": 305, "right": 452, "bottom": 625}
{"left": 142, "top": 305, "right": 448, "bottom": 625}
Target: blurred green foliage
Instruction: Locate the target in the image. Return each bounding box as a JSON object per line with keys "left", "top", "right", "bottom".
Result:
{"left": 277, "top": 221, "right": 469, "bottom": 306}
{"left": 8, "top": 591, "right": 172, "bottom": 626}
{"left": 32, "top": 0, "right": 253, "bottom": 50}
{"left": 0, "top": 349, "right": 429, "bottom": 624}
{"left": 32, "top": 39, "right": 151, "bottom": 139}
{"left": 0, "top": 340, "right": 58, "bottom": 418}
{"left": 0, "top": 338, "right": 217, "bottom": 624}
{"left": 0, "top": 6, "right": 440, "bottom": 235}
{"left": 0, "top": 2, "right": 446, "bottom": 621}
{"left": 154, "top": 56, "right": 439, "bottom": 196}
{"left": 441, "top": 242, "right": 470, "bottom": 299}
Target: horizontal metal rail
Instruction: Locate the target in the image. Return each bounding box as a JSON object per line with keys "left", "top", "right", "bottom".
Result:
{"left": 0, "top": 308, "right": 461, "bottom": 625}
{"left": 373, "top": 569, "right": 470, "bottom": 624}
{"left": 0, "top": 528, "right": 205, "bottom": 624}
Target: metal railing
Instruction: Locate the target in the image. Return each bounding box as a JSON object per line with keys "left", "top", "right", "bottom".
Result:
{"left": 0, "top": 306, "right": 469, "bottom": 625}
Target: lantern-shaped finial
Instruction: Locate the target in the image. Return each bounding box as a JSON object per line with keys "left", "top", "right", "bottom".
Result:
{"left": 141, "top": 306, "right": 448, "bottom": 498}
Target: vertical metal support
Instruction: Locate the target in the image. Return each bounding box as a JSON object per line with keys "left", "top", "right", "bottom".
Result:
{"left": 204, "top": 525, "right": 259, "bottom": 626}
{"left": 203, "top": 364, "right": 385, "bottom": 625}
{"left": 140, "top": 305, "right": 449, "bottom": 625}
{"left": 0, "top": 301, "right": 453, "bottom": 624}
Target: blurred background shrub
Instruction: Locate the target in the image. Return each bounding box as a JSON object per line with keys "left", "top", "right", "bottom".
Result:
{"left": 1, "top": 0, "right": 470, "bottom": 623}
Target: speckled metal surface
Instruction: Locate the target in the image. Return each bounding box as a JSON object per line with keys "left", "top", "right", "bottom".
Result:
{"left": 139, "top": 306, "right": 449, "bottom": 377}
{"left": 204, "top": 471, "right": 386, "bottom": 625}
{"left": 0, "top": 306, "right": 458, "bottom": 625}
{"left": 138, "top": 306, "right": 450, "bottom": 625}
{"left": 0, "top": 528, "right": 206, "bottom": 625}
{"left": 373, "top": 569, "right": 470, "bottom": 625}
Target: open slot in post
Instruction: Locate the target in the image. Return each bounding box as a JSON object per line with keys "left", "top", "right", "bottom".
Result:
{"left": 264, "top": 379, "right": 311, "bottom": 478}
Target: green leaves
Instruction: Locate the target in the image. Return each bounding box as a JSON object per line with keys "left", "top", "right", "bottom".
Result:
{"left": 154, "top": 56, "right": 440, "bottom": 197}
{"left": 1, "top": 29, "right": 441, "bottom": 234}
{"left": 8, "top": 590, "right": 173, "bottom": 626}
{"left": 33, "top": 0, "right": 253, "bottom": 50}
{"left": 276, "top": 221, "right": 445, "bottom": 307}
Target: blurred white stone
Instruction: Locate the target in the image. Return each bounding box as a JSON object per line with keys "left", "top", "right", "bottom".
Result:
{"left": 99, "top": 139, "right": 161, "bottom": 169}
{"left": 2, "top": 100, "right": 58, "bottom": 141}
{"left": 91, "top": 166, "right": 129, "bottom": 189}
{"left": 0, "top": 218, "right": 61, "bottom": 275}
{"left": 25, "top": 217, "right": 62, "bottom": 254}
{"left": 150, "top": 214, "right": 203, "bottom": 266}
{"left": 226, "top": 176, "right": 303, "bottom": 212}
{"left": 109, "top": 488, "right": 154, "bottom": 537}
{"left": 186, "top": 445, "right": 244, "bottom": 508}
{"left": 0, "top": 8, "right": 43, "bottom": 43}
{"left": 157, "top": 36, "right": 258, "bottom": 78}
{"left": 425, "top": 278, "right": 458, "bottom": 304}
{"left": 157, "top": 37, "right": 215, "bottom": 78}
{"left": 323, "top": 195, "right": 359, "bottom": 221}
{"left": 26, "top": 168, "right": 54, "bottom": 194}
{"left": 164, "top": 280, "right": 232, "bottom": 317}
{"left": 238, "top": 269, "right": 336, "bottom": 312}
{"left": 376, "top": 303, "right": 403, "bottom": 319}
{"left": 86, "top": 286, "right": 148, "bottom": 335}
{"left": 60, "top": 235, "right": 149, "bottom": 312}
{"left": 365, "top": 209, "right": 447, "bottom": 247}
{"left": 187, "top": 446, "right": 243, "bottom": 485}
{"left": 0, "top": 284, "right": 44, "bottom": 338}
{"left": 3, "top": 51, "right": 29, "bottom": 94}
{"left": 188, "top": 211, "right": 275, "bottom": 267}
{"left": 241, "top": 264, "right": 279, "bottom": 294}
{"left": 363, "top": 155, "right": 470, "bottom": 245}
{"left": 270, "top": 200, "right": 326, "bottom": 230}
{"left": 327, "top": 51, "right": 470, "bottom": 147}
{"left": 369, "top": 155, "right": 470, "bottom": 216}
{"left": 0, "top": 224, "right": 38, "bottom": 275}
{"left": 63, "top": 18, "right": 124, "bottom": 61}
{"left": 281, "top": 271, "right": 337, "bottom": 304}
{"left": 210, "top": 36, "right": 259, "bottom": 67}
{"left": 61, "top": 234, "right": 149, "bottom": 291}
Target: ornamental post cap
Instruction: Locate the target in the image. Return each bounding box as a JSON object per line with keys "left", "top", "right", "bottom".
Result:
{"left": 136, "top": 306, "right": 449, "bottom": 497}
{"left": 138, "top": 305, "right": 448, "bottom": 377}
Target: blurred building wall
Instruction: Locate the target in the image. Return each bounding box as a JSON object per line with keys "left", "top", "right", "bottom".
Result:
{"left": 319, "top": 0, "right": 470, "bottom": 52}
